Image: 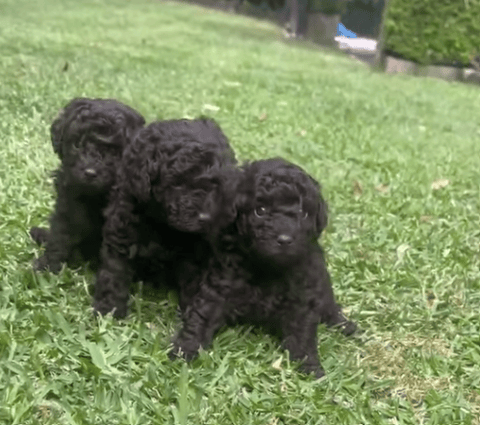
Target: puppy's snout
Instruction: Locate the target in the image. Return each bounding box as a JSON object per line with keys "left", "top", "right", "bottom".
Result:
{"left": 84, "top": 168, "right": 97, "bottom": 178}
{"left": 277, "top": 234, "right": 293, "bottom": 245}
{"left": 198, "top": 212, "right": 211, "bottom": 222}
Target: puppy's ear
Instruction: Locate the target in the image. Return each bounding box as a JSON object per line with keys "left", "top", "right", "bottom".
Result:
{"left": 123, "top": 114, "right": 145, "bottom": 145}
{"left": 307, "top": 175, "right": 328, "bottom": 236}
{"left": 216, "top": 166, "right": 243, "bottom": 227}
{"left": 50, "top": 111, "right": 66, "bottom": 159}
{"left": 121, "top": 140, "right": 155, "bottom": 203}
{"left": 235, "top": 165, "right": 255, "bottom": 237}
{"left": 315, "top": 194, "right": 329, "bottom": 236}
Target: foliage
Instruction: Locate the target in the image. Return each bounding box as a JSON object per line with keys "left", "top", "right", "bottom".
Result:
{"left": 309, "top": 0, "right": 354, "bottom": 15}
{"left": 383, "top": 0, "right": 480, "bottom": 66}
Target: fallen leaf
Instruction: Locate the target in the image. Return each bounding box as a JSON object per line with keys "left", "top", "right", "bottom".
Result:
{"left": 426, "top": 291, "right": 436, "bottom": 308}
{"left": 431, "top": 179, "right": 450, "bottom": 190}
{"left": 420, "top": 215, "right": 432, "bottom": 223}
{"left": 258, "top": 112, "right": 267, "bottom": 121}
{"left": 396, "top": 243, "right": 411, "bottom": 264}
{"left": 203, "top": 104, "right": 220, "bottom": 112}
{"left": 353, "top": 180, "right": 363, "bottom": 197}
{"left": 223, "top": 81, "right": 241, "bottom": 87}
{"left": 375, "top": 183, "right": 389, "bottom": 193}
{"left": 37, "top": 405, "right": 52, "bottom": 420}
{"left": 272, "top": 357, "right": 282, "bottom": 370}
{"left": 145, "top": 322, "right": 157, "bottom": 331}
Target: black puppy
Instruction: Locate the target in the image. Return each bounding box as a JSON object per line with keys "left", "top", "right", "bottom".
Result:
{"left": 93, "top": 117, "right": 239, "bottom": 318}
{"left": 172, "top": 158, "right": 356, "bottom": 378}
{"left": 31, "top": 98, "right": 145, "bottom": 272}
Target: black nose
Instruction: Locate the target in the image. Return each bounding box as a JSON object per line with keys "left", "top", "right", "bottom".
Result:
{"left": 277, "top": 234, "right": 293, "bottom": 245}
{"left": 198, "top": 212, "right": 211, "bottom": 222}
{"left": 84, "top": 168, "right": 97, "bottom": 177}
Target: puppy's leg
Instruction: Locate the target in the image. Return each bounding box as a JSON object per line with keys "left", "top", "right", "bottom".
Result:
{"left": 93, "top": 245, "right": 133, "bottom": 319}
{"left": 281, "top": 313, "right": 325, "bottom": 379}
{"left": 170, "top": 288, "right": 226, "bottom": 361}
{"left": 93, "top": 192, "right": 137, "bottom": 319}
{"left": 29, "top": 227, "right": 49, "bottom": 245}
{"left": 314, "top": 253, "right": 357, "bottom": 336}
{"left": 33, "top": 209, "right": 76, "bottom": 273}
{"left": 323, "top": 307, "right": 357, "bottom": 336}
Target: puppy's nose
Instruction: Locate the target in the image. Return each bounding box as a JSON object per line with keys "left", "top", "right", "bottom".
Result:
{"left": 277, "top": 234, "right": 293, "bottom": 245}
{"left": 198, "top": 212, "right": 211, "bottom": 222}
{"left": 84, "top": 168, "right": 97, "bottom": 177}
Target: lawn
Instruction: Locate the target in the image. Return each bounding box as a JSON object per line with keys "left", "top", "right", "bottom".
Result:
{"left": 1, "top": 0, "right": 480, "bottom": 423}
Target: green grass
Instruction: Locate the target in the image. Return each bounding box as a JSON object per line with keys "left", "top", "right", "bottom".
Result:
{"left": 1, "top": 0, "right": 480, "bottom": 423}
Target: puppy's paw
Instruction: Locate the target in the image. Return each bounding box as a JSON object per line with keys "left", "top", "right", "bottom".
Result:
{"left": 33, "top": 256, "right": 62, "bottom": 274}
{"left": 29, "top": 227, "right": 49, "bottom": 245}
{"left": 340, "top": 320, "right": 357, "bottom": 337}
{"left": 299, "top": 362, "right": 325, "bottom": 379}
{"left": 328, "top": 311, "right": 358, "bottom": 336}
{"left": 169, "top": 338, "right": 200, "bottom": 362}
{"left": 92, "top": 299, "right": 127, "bottom": 319}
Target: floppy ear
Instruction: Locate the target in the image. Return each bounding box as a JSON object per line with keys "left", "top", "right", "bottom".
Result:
{"left": 214, "top": 166, "right": 243, "bottom": 229}
{"left": 50, "top": 111, "right": 67, "bottom": 159}
{"left": 315, "top": 194, "right": 329, "bottom": 236}
{"left": 120, "top": 137, "right": 156, "bottom": 203}
{"left": 236, "top": 211, "right": 249, "bottom": 238}
{"left": 234, "top": 165, "right": 256, "bottom": 238}
{"left": 123, "top": 113, "right": 145, "bottom": 145}
{"left": 307, "top": 175, "right": 328, "bottom": 236}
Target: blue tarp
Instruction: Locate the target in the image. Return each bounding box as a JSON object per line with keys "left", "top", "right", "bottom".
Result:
{"left": 337, "top": 22, "right": 357, "bottom": 38}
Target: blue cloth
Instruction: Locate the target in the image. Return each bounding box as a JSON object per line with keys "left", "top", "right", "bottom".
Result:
{"left": 337, "top": 23, "right": 357, "bottom": 38}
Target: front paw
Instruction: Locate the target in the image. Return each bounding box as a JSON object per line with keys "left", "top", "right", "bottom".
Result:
{"left": 329, "top": 311, "right": 358, "bottom": 336}
{"left": 33, "top": 256, "right": 62, "bottom": 274}
{"left": 93, "top": 299, "right": 127, "bottom": 319}
{"left": 340, "top": 320, "right": 357, "bottom": 336}
{"left": 169, "top": 337, "right": 200, "bottom": 361}
{"left": 30, "top": 227, "right": 49, "bottom": 245}
{"left": 298, "top": 361, "right": 325, "bottom": 379}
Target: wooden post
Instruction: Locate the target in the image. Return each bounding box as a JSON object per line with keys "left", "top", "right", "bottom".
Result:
{"left": 373, "top": 0, "right": 391, "bottom": 70}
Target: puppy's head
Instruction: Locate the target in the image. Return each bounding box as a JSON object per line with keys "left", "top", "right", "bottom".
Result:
{"left": 51, "top": 98, "right": 145, "bottom": 192}
{"left": 123, "top": 118, "right": 238, "bottom": 234}
{"left": 236, "top": 158, "right": 328, "bottom": 266}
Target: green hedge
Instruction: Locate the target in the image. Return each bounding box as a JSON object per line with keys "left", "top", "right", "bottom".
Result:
{"left": 309, "top": 0, "right": 353, "bottom": 14}
{"left": 383, "top": 0, "right": 480, "bottom": 66}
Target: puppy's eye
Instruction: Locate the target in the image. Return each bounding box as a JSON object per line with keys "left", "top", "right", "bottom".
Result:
{"left": 254, "top": 206, "right": 267, "bottom": 217}
{"left": 300, "top": 209, "right": 308, "bottom": 219}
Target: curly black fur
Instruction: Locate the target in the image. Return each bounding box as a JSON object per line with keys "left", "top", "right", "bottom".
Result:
{"left": 93, "top": 117, "right": 239, "bottom": 318}
{"left": 171, "top": 158, "right": 356, "bottom": 378}
{"left": 31, "top": 98, "right": 145, "bottom": 273}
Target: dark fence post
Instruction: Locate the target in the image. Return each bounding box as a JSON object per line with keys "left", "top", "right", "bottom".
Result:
{"left": 373, "top": 0, "right": 390, "bottom": 69}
